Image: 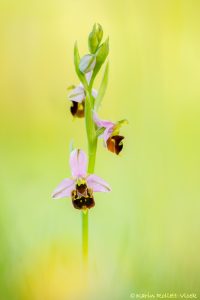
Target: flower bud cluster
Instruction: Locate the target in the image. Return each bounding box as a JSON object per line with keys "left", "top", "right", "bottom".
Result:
{"left": 79, "top": 23, "right": 109, "bottom": 76}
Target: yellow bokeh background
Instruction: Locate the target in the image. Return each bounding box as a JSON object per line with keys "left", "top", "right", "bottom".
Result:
{"left": 0, "top": 0, "right": 200, "bottom": 299}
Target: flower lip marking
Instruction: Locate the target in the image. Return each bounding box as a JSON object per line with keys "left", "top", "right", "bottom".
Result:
{"left": 107, "top": 135, "right": 124, "bottom": 155}
{"left": 72, "top": 184, "right": 95, "bottom": 210}
{"left": 70, "top": 101, "right": 85, "bottom": 118}
{"left": 52, "top": 149, "right": 111, "bottom": 210}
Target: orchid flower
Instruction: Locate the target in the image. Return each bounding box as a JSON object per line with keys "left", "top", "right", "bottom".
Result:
{"left": 68, "top": 71, "right": 97, "bottom": 118}
{"left": 93, "top": 112, "right": 128, "bottom": 155}
{"left": 52, "top": 149, "right": 111, "bottom": 210}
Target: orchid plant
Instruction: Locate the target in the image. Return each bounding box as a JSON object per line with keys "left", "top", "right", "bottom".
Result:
{"left": 52, "top": 24, "right": 127, "bottom": 268}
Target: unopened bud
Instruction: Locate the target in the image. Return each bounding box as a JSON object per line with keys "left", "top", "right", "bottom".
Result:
{"left": 88, "top": 23, "right": 103, "bottom": 53}
{"left": 79, "top": 54, "right": 96, "bottom": 73}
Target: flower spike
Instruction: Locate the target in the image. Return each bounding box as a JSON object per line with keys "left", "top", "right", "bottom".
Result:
{"left": 53, "top": 24, "right": 127, "bottom": 265}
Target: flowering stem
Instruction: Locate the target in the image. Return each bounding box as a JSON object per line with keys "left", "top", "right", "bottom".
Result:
{"left": 82, "top": 87, "right": 97, "bottom": 270}
{"left": 82, "top": 211, "right": 88, "bottom": 267}
{"left": 85, "top": 88, "right": 98, "bottom": 175}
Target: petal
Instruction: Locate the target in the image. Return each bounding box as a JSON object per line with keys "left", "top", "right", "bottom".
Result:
{"left": 93, "top": 111, "right": 115, "bottom": 129}
{"left": 102, "top": 126, "right": 114, "bottom": 143}
{"left": 87, "top": 174, "right": 111, "bottom": 193}
{"left": 85, "top": 71, "right": 92, "bottom": 84}
{"left": 52, "top": 178, "right": 75, "bottom": 199}
{"left": 68, "top": 85, "right": 85, "bottom": 103}
{"left": 70, "top": 149, "right": 87, "bottom": 178}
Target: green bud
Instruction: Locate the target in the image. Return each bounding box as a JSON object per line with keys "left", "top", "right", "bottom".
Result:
{"left": 79, "top": 54, "right": 96, "bottom": 73}
{"left": 88, "top": 23, "right": 103, "bottom": 53}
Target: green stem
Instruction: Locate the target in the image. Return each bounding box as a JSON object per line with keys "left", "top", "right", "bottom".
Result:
{"left": 81, "top": 86, "right": 98, "bottom": 270}
{"left": 85, "top": 89, "right": 98, "bottom": 174}
{"left": 88, "top": 150, "right": 97, "bottom": 173}
{"left": 82, "top": 211, "right": 88, "bottom": 267}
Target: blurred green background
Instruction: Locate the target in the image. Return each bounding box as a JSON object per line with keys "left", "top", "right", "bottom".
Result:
{"left": 0, "top": 0, "right": 200, "bottom": 299}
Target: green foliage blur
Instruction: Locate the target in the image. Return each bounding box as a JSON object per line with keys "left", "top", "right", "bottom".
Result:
{"left": 0, "top": 0, "right": 200, "bottom": 299}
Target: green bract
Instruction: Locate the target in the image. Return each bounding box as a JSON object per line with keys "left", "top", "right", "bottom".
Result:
{"left": 92, "top": 38, "right": 109, "bottom": 79}
{"left": 74, "top": 42, "right": 87, "bottom": 87}
{"left": 88, "top": 23, "right": 103, "bottom": 54}
{"left": 95, "top": 62, "right": 109, "bottom": 111}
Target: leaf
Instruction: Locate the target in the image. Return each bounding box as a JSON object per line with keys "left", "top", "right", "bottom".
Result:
{"left": 94, "top": 62, "right": 109, "bottom": 111}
